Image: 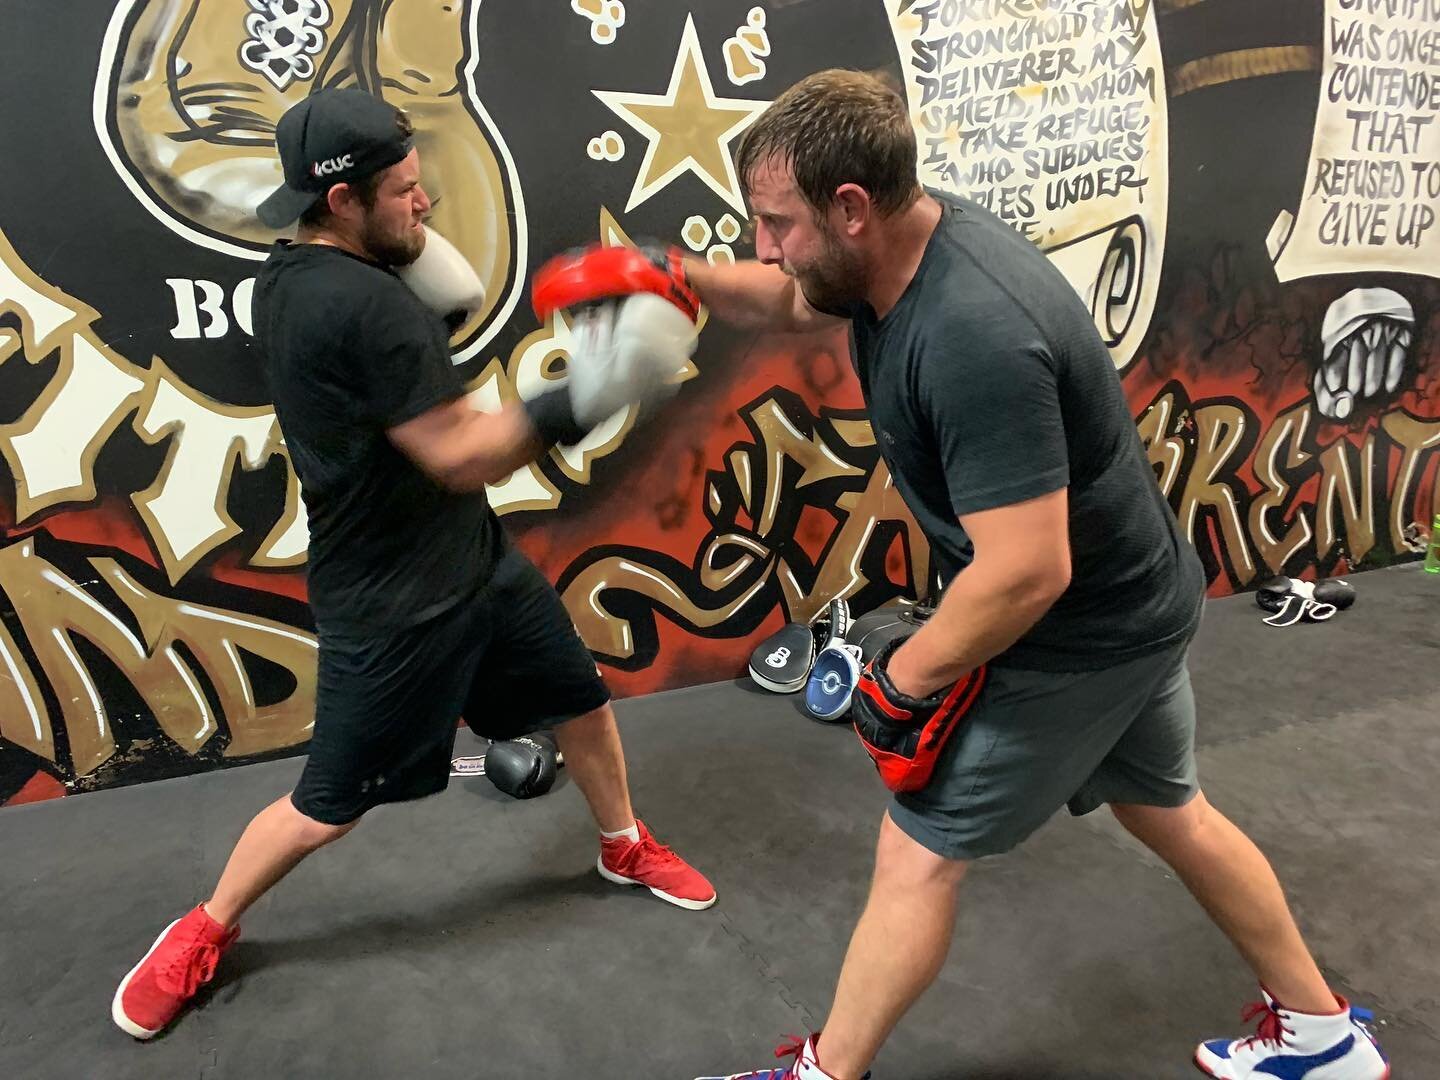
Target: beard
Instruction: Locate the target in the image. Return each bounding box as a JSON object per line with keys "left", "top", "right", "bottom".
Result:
{"left": 362, "top": 212, "right": 425, "bottom": 268}
{"left": 788, "top": 227, "right": 867, "bottom": 316}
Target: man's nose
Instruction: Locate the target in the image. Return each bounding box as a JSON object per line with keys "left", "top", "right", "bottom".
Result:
{"left": 754, "top": 221, "right": 782, "bottom": 266}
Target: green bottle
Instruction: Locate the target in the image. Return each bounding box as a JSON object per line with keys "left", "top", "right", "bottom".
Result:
{"left": 1427, "top": 514, "right": 1440, "bottom": 574}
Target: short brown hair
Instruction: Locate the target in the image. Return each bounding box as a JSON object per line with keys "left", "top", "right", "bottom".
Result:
{"left": 737, "top": 69, "right": 919, "bottom": 218}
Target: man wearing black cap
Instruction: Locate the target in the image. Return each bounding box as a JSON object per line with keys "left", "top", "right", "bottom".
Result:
{"left": 112, "top": 88, "right": 716, "bottom": 1041}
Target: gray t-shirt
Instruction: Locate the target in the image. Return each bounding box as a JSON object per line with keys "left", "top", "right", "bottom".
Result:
{"left": 849, "top": 191, "right": 1205, "bottom": 671}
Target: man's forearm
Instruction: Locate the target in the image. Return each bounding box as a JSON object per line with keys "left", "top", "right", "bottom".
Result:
{"left": 684, "top": 256, "right": 803, "bottom": 331}
{"left": 884, "top": 564, "right": 1065, "bottom": 697}
{"left": 437, "top": 403, "right": 546, "bottom": 492}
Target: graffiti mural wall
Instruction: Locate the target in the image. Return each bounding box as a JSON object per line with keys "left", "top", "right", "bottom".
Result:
{"left": 2, "top": 0, "right": 1436, "bottom": 805}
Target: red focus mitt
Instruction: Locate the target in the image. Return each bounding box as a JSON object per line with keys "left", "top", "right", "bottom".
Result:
{"left": 532, "top": 243, "right": 700, "bottom": 323}
{"left": 852, "top": 638, "right": 987, "bottom": 793}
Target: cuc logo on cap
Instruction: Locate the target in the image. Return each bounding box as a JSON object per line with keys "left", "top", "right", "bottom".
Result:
{"left": 311, "top": 153, "right": 354, "bottom": 178}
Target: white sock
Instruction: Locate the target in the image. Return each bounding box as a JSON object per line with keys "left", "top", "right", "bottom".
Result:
{"left": 602, "top": 823, "right": 640, "bottom": 843}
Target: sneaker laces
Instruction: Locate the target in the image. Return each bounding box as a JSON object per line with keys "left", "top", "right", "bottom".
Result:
{"left": 708, "top": 1035, "right": 807, "bottom": 1080}
{"left": 774, "top": 1035, "right": 806, "bottom": 1058}
{"left": 1238, "top": 999, "right": 1295, "bottom": 1051}
{"left": 156, "top": 927, "right": 224, "bottom": 997}
{"left": 632, "top": 832, "right": 683, "bottom": 869}
{"left": 768, "top": 1035, "right": 808, "bottom": 1077}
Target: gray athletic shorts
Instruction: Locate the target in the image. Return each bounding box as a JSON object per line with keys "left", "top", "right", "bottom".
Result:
{"left": 888, "top": 632, "right": 1200, "bottom": 861}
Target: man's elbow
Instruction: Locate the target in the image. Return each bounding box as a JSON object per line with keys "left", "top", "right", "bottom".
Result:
{"left": 1008, "top": 554, "right": 1070, "bottom": 614}
{"left": 1029, "top": 557, "right": 1071, "bottom": 608}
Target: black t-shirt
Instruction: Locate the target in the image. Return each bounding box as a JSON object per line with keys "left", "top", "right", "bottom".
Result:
{"left": 253, "top": 242, "right": 503, "bottom": 632}
{"left": 850, "top": 192, "right": 1205, "bottom": 671}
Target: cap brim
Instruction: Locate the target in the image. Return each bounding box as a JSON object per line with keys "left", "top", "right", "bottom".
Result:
{"left": 257, "top": 183, "right": 321, "bottom": 229}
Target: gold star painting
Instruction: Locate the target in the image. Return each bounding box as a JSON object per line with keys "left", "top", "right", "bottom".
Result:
{"left": 593, "top": 14, "right": 768, "bottom": 214}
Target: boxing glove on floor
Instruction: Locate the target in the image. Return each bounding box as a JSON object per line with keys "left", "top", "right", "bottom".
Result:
{"left": 485, "top": 734, "right": 562, "bottom": 799}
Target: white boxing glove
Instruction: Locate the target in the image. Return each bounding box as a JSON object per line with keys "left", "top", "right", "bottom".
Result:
{"left": 397, "top": 225, "right": 486, "bottom": 330}
{"left": 565, "top": 291, "right": 697, "bottom": 427}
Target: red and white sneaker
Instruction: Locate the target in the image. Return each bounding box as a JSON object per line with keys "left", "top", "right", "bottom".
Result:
{"left": 597, "top": 819, "right": 716, "bottom": 910}
{"left": 695, "top": 1034, "right": 870, "bottom": 1079}
{"left": 1195, "top": 987, "right": 1390, "bottom": 1079}
{"left": 112, "top": 904, "right": 239, "bottom": 1039}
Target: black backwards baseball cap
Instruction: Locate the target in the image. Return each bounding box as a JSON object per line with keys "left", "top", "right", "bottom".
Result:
{"left": 257, "top": 88, "right": 413, "bottom": 229}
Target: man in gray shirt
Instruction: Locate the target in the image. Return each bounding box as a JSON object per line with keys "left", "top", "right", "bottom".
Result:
{"left": 680, "top": 70, "right": 1388, "bottom": 1080}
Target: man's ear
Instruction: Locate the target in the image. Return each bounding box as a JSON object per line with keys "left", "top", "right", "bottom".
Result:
{"left": 831, "top": 183, "right": 871, "bottom": 236}
{"left": 324, "top": 182, "right": 358, "bottom": 221}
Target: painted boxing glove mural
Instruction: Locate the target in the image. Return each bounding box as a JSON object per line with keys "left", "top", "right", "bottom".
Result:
{"left": 98, "top": 0, "right": 524, "bottom": 356}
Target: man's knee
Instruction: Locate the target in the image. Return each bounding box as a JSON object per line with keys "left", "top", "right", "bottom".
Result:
{"left": 562, "top": 701, "right": 614, "bottom": 728}
{"left": 284, "top": 795, "right": 362, "bottom": 849}
{"left": 876, "top": 812, "right": 969, "bottom": 890}
{"left": 1110, "top": 788, "right": 1210, "bottom": 845}
{"left": 555, "top": 702, "right": 617, "bottom": 746}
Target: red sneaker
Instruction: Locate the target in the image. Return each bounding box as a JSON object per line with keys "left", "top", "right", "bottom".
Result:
{"left": 597, "top": 819, "right": 716, "bottom": 910}
{"left": 112, "top": 904, "right": 239, "bottom": 1039}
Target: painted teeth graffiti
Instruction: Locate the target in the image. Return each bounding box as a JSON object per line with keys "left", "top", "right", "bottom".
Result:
{"left": 1315, "top": 289, "right": 1415, "bottom": 420}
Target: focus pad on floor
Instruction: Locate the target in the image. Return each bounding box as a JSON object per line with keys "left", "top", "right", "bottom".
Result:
{"left": 748, "top": 622, "right": 817, "bottom": 693}
{"left": 846, "top": 600, "right": 924, "bottom": 665}
{"left": 805, "top": 643, "right": 863, "bottom": 722}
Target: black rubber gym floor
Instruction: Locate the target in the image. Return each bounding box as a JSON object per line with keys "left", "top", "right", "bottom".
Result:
{"left": 2, "top": 564, "right": 1437, "bottom": 1079}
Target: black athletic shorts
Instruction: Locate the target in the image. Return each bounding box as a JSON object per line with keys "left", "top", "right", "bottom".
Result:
{"left": 291, "top": 546, "right": 611, "bottom": 825}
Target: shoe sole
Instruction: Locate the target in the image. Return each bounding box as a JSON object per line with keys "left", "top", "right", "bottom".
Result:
{"left": 595, "top": 857, "right": 717, "bottom": 910}
{"left": 1192, "top": 1049, "right": 1391, "bottom": 1079}
{"left": 111, "top": 917, "right": 182, "bottom": 1039}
